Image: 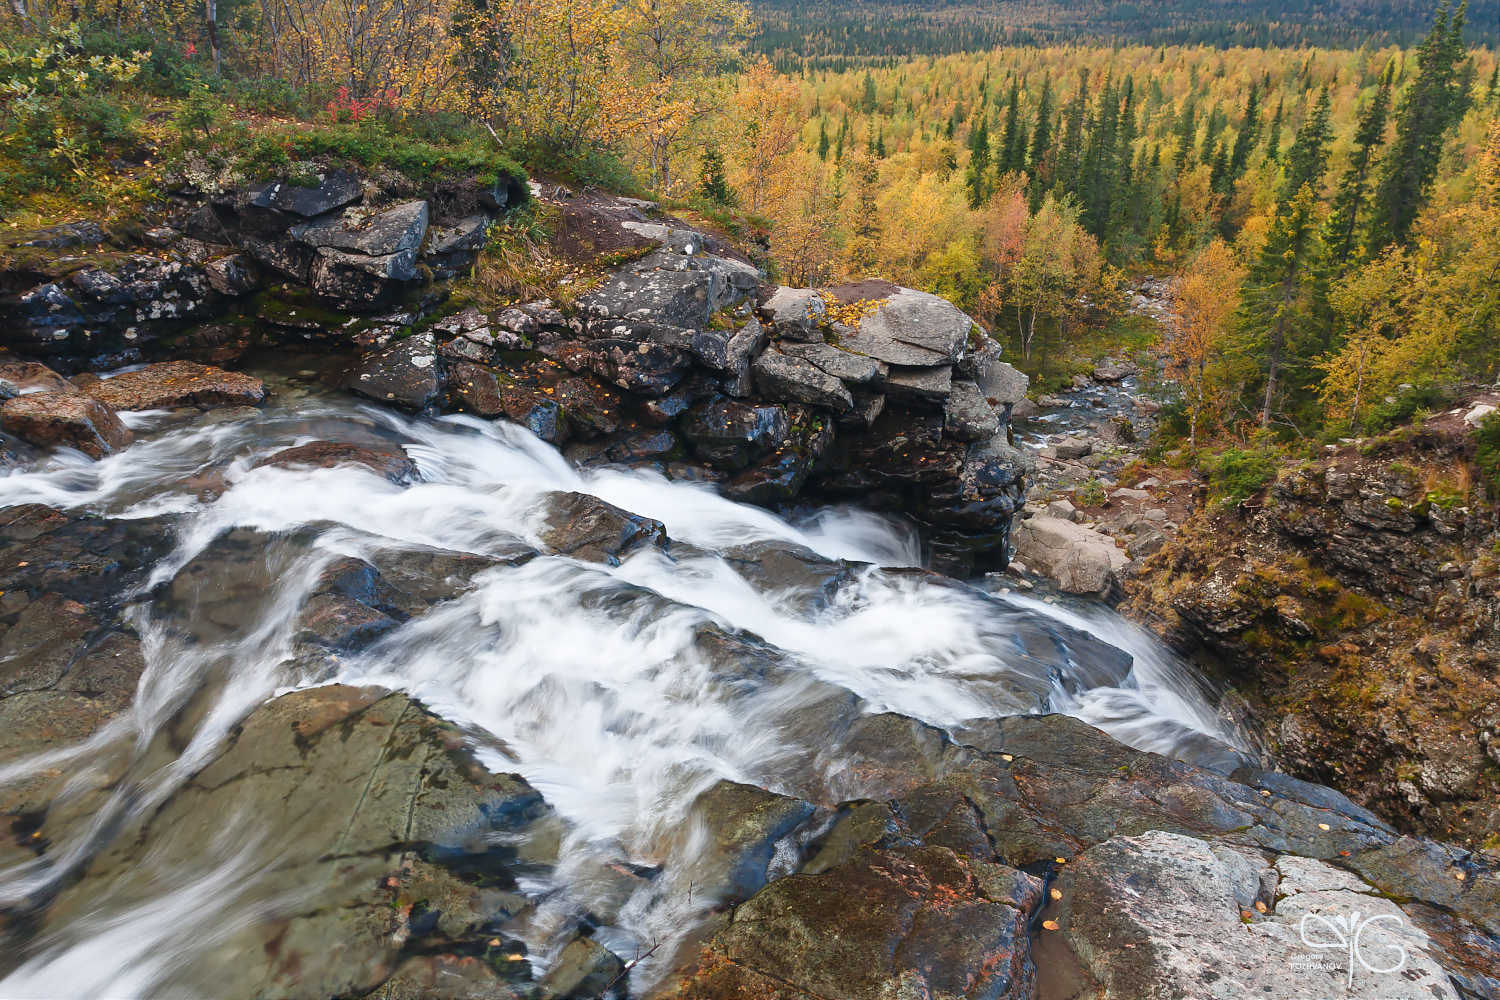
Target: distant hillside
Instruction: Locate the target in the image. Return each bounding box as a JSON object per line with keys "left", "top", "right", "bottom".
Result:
{"left": 751, "top": 0, "right": 1500, "bottom": 58}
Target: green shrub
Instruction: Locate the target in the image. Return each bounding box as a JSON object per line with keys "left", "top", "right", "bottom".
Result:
{"left": 1475, "top": 411, "right": 1500, "bottom": 488}
{"left": 1362, "top": 382, "right": 1451, "bottom": 434}
{"left": 1075, "top": 479, "right": 1107, "bottom": 506}
{"left": 1206, "top": 448, "right": 1278, "bottom": 506}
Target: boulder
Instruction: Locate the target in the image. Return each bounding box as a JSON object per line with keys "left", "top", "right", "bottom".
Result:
{"left": 553, "top": 377, "right": 622, "bottom": 439}
{"left": 70, "top": 267, "right": 132, "bottom": 304}
{"left": 84, "top": 360, "right": 266, "bottom": 410}
{"left": 0, "top": 361, "right": 81, "bottom": 395}
{"left": 1092, "top": 361, "right": 1138, "bottom": 382}
{"left": 201, "top": 254, "right": 259, "bottom": 296}
{"left": 0, "top": 282, "right": 87, "bottom": 351}
{"left": 780, "top": 341, "right": 886, "bottom": 384}
{"left": 590, "top": 339, "right": 694, "bottom": 395}
{"left": 445, "top": 360, "right": 506, "bottom": 418}
{"left": 1050, "top": 436, "right": 1092, "bottom": 460}
{"left": 266, "top": 169, "right": 363, "bottom": 218}
{"left": 882, "top": 364, "right": 952, "bottom": 402}
{"left": 0, "top": 392, "right": 133, "bottom": 459}
{"left": 254, "top": 441, "right": 419, "bottom": 484}
{"left": 338, "top": 335, "right": 443, "bottom": 412}
{"left": 1012, "top": 515, "right": 1130, "bottom": 595}
{"left": 722, "top": 316, "right": 768, "bottom": 397}
{"left": 241, "top": 233, "right": 315, "bottom": 283}
{"left": 752, "top": 349, "right": 854, "bottom": 411}
{"left": 575, "top": 247, "right": 759, "bottom": 329}
{"left": 1010, "top": 397, "right": 1038, "bottom": 421}
{"left": 978, "top": 360, "right": 1029, "bottom": 405}
{"left": 536, "top": 492, "right": 666, "bottom": 565}
{"left": 837, "top": 392, "right": 885, "bottom": 429}
{"left": 759, "top": 286, "right": 826, "bottom": 341}
{"left": 691, "top": 779, "right": 815, "bottom": 902}
{"left": 1096, "top": 415, "right": 1136, "bottom": 445}
{"left": 294, "top": 200, "right": 430, "bottom": 256}
{"left": 943, "top": 378, "right": 1000, "bottom": 441}
{"left": 310, "top": 249, "right": 417, "bottom": 309}
{"left": 955, "top": 337, "right": 1003, "bottom": 379}
{"left": 500, "top": 384, "right": 568, "bottom": 445}
{"left": 834, "top": 287, "right": 973, "bottom": 366}
{"left": 681, "top": 395, "right": 790, "bottom": 470}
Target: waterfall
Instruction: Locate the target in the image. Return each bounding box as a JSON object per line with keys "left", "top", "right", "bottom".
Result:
{"left": 0, "top": 385, "right": 1254, "bottom": 998}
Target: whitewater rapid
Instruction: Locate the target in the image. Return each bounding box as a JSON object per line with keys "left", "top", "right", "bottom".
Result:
{"left": 0, "top": 383, "right": 1254, "bottom": 997}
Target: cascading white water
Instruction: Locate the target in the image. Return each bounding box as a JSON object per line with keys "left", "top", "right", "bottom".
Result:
{"left": 0, "top": 377, "right": 1254, "bottom": 998}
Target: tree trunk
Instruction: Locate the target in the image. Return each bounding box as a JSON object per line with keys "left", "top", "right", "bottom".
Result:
{"left": 1260, "top": 311, "right": 1285, "bottom": 428}
{"left": 206, "top": 0, "right": 221, "bottom": 76}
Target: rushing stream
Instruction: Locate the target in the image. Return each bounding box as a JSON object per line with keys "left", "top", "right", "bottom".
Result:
{"left": 0, "top": 356, "right": 1256, "bottom": 998}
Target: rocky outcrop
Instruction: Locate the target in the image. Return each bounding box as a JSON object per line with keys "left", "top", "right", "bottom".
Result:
{"left": 663, "top": 710, "right": 1500, "bottom": 999}
{"left": 32, "top": 684, "right": 553, "bottom": 1000}
{"left": 0, "top": 168, "right": 523, "bottom": 359}
{"left": 1120, "top": 428, "right": 1500, "bottom": 843}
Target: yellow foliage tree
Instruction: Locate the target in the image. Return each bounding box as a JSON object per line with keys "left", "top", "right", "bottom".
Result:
{"left": 1166, "top": 239, "right": 1245, "bottom": 449}
{"left": 731, "top": 55, "right": 800, "bottom": 214}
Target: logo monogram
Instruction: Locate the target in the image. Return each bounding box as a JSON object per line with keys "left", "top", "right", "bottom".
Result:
{"left": 1298, "top": 910, "right": 1408, "bottom": 989}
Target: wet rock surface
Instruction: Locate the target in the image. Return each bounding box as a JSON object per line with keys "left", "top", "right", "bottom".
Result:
{"left": 254, "top": 440, "right": 419, "bottom": 484}
{"left": 84, "top": 360, "right": 266, "bottom": 410}
{"left": 0, "top": 391, "right": 133, "bottom": 458}
{"left": 26, "top": 684, "right": 551, "bottom": 999}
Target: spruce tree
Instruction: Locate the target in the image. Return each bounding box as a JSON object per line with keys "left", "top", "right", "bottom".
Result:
{"left": 1227, "top": 83, "right": 1260, "bottom": 182}
{"left": 818, "top": 118, "right": 830, "bottom": 162}
{"left": 1264, "top": 99, "right": 1284, "bottom": 162}
{"left": 1280, "top": 85, "right": 1334, "bottom": 201}
{"left": 1241, "top": 185, "right": 1322, "bottom": 427}
{"left": 1029, "top": 75, "right": 1055, "bottom": 179}
{"left": 1368, "top": 0, "right": 1474, "bottom": 249}
{"left": 1324, "top": 65, "right": 1394, "bottom": 267}
{"left": 1052, "top": 68, "right": 1090, "bottom": 198}
{"left": 862, "top": 71, "right": 878, "bottom": 113}
{"left": 966, "top": 116, "right": 992, "bottom": 208}
{"left": 1171, "top": 95, "right": 1197, "bottom": 177}
{"left": 999, "top": 78, "right": 1024, "bottom": 174}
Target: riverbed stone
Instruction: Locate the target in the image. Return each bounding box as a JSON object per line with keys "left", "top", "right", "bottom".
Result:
{"left": 0, "top": 391, "right": 133, "bottom": 458}
{"left": 664, "top": 845, "right": 1035, "bottom": 1000}
{"left": 536, "top": 492, "right": 666, "bottom": 565}
{"left": 1012, "top": 515, "right": 1129, "bottom": 595}
{"left": 254, "top": 441, "right": 419, "bottom": 484}
{"left": 84, "top": 360, "right": 266, "bottom": 410}
{"left": 339, "top": 335, "right": 443, "bottom": 412}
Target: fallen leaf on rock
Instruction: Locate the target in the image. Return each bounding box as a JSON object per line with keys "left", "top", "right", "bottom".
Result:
{"left": 1050, "top": 888, "right": 1062, "bottom": 900}
{"left": 1042, "top": 920, "right": 1060, "bottom": 931}
{"left": 1318, "top": 823, "right": 1330, "bottom": 831}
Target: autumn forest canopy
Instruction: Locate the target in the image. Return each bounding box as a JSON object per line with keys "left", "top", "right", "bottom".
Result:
{"left": 3, "top": 0, "right": 1500, "bottom": 447}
